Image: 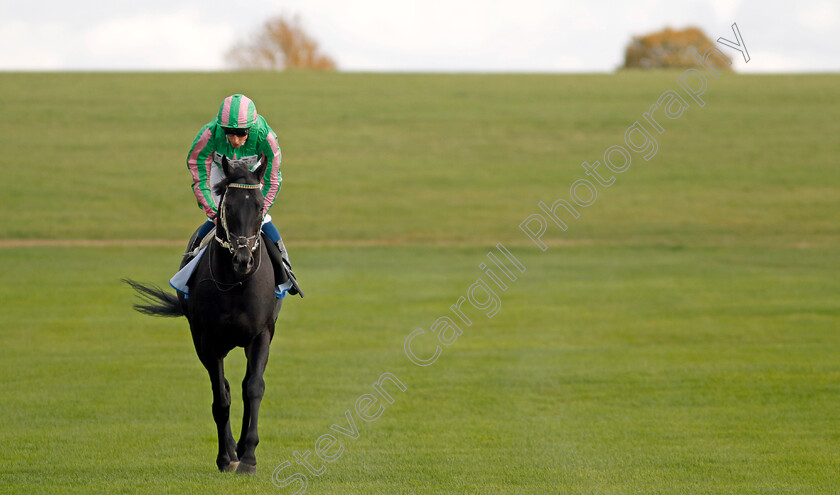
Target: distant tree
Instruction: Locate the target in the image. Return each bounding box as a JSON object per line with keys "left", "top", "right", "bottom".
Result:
{"left": 622, "top": 26, "right": 732, "bottom": 71}
{"left": 226, "top": 14, "right": 337, "bottom": 71}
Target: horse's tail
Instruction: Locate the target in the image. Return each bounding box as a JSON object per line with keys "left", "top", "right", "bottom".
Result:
{"left": 122, "top": 279, "right": 184, "bottom": 317}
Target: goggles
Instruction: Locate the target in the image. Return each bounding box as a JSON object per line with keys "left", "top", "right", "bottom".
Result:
{"left": 223, "top": 127, "right": 250, "bottom": 137}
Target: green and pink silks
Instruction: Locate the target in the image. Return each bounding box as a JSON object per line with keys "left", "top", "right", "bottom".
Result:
{"left": 186, "top": 94, "right": 282, "bottom": 219}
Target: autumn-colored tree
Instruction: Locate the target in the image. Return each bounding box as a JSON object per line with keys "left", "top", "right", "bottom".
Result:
{"left": 226, "top": 14, "right": 336, "bottom": 71}
{"left": 622, "top": 26, "right": 732, "bottom": 71}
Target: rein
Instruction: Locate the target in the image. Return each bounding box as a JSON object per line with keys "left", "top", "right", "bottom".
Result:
{"left": 214, "top": 183, "right": 263, "bottom": 254}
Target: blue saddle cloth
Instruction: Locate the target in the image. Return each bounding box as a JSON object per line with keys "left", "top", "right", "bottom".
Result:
{"left": 169, "top": 247, "right": 206, "bottom": 295}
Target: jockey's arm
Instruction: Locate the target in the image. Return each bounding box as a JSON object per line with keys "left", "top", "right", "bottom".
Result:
{"left": 186, "top": 124, "right": 219, "bottom": 219}
{"left": 259, "top": 128, "right": 282, "bottom": 216}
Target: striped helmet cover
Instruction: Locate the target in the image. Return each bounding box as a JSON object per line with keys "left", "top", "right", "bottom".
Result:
{"left": 216, "top": 94, "right": 258, "bottom": 128}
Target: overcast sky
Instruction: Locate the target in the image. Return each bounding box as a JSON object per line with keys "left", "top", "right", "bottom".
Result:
{"left": 1, "top": 0, "right": 837, "bottom": 72}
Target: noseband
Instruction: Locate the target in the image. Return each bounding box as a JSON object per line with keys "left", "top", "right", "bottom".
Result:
{"left": 215, "top": 182, "right": 263, "bottom": 254}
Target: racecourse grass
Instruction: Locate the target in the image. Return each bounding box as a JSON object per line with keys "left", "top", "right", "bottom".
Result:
{"left": 1, "top": 72, "right": 837, "bottom": 246}
{"left": 0, "top": 72, "right": 838, "bottom": 494}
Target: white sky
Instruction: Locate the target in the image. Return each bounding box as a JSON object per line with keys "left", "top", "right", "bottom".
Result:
{"left": 1, "top": 0, "right": 837, "bottom": 72}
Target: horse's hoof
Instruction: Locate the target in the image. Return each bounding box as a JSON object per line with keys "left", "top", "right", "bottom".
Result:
{"left": 220, "top": 461, "right": 240, "bottom": 473}
{"left": 235, "top": 462, "right": 256, "bottom": 475}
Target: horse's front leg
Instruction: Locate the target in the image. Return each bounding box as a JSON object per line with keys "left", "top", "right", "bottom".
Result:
{"left": 200, "top": 354, "right": 239, "bottom": 472}
{"left": 236, "top": 367, "right": 251, "bottom": 460}
{"left": 236, "top": 330, "right": 272, "bottom": 474}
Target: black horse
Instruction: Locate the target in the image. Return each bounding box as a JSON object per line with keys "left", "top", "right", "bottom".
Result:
{"left": 125, "top": 157, "right": 280, "bottom": 474}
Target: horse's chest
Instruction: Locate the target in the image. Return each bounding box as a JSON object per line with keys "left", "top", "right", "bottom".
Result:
{"left": 221, "top": 315, "right": 261, "bottom": 336}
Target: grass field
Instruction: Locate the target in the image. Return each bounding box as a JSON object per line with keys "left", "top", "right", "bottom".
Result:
{"left": 0, "top": 72, "right": 838, "bottom": 494}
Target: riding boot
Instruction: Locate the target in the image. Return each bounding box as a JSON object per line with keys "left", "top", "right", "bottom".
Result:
{"left": 275, "top": 237, "right": 303, "bottom": 297}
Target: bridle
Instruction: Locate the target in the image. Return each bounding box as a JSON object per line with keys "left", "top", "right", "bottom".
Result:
{"left": 214, "top": 182, "right": 263, "bottom": 254}
{"left": 197, "top": 180, "right": 265, "bottom": 290}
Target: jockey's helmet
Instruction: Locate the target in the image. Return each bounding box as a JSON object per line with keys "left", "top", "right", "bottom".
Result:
{"left": 216, "top": 94, "right": 258, "bottom": 129}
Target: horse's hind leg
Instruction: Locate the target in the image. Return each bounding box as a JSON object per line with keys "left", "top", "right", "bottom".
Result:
{"left": 236, "top": 330, "right": 272, "bottom": 474}
{"left": 201, "top": 354, "right": 239, "bottom": 472}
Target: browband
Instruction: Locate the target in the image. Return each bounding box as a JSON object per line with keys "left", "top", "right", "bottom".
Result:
{"left": 228, "top": 183, "right": 261, "bottom": 189}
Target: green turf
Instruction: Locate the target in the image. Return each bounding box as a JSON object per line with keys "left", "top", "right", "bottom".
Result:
{"left": 0, "top": 72, "right": 838, "bottom": 494}
{"left": 1, "top": 72, "right": 837, "bottom": 246}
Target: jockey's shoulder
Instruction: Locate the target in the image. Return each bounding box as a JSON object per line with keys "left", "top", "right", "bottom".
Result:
{"left": 251, "top": 115, "right": 273, "bottom": 138}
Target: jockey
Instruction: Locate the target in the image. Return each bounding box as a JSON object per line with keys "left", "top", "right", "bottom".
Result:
{"left": 186, "top": 93, "right": 301, "bottom": 297}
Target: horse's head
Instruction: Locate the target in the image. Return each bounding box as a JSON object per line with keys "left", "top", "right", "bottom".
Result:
{"left": 214, "top": 156, "right": 268, "bottom": 276}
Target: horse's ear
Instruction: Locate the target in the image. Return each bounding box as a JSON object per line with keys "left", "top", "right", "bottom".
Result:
{"left": 221, "top": 155, "right": 234, "bottom": 178}
{"left": 254, "top": 157, "right": 268, "bottom": 184}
